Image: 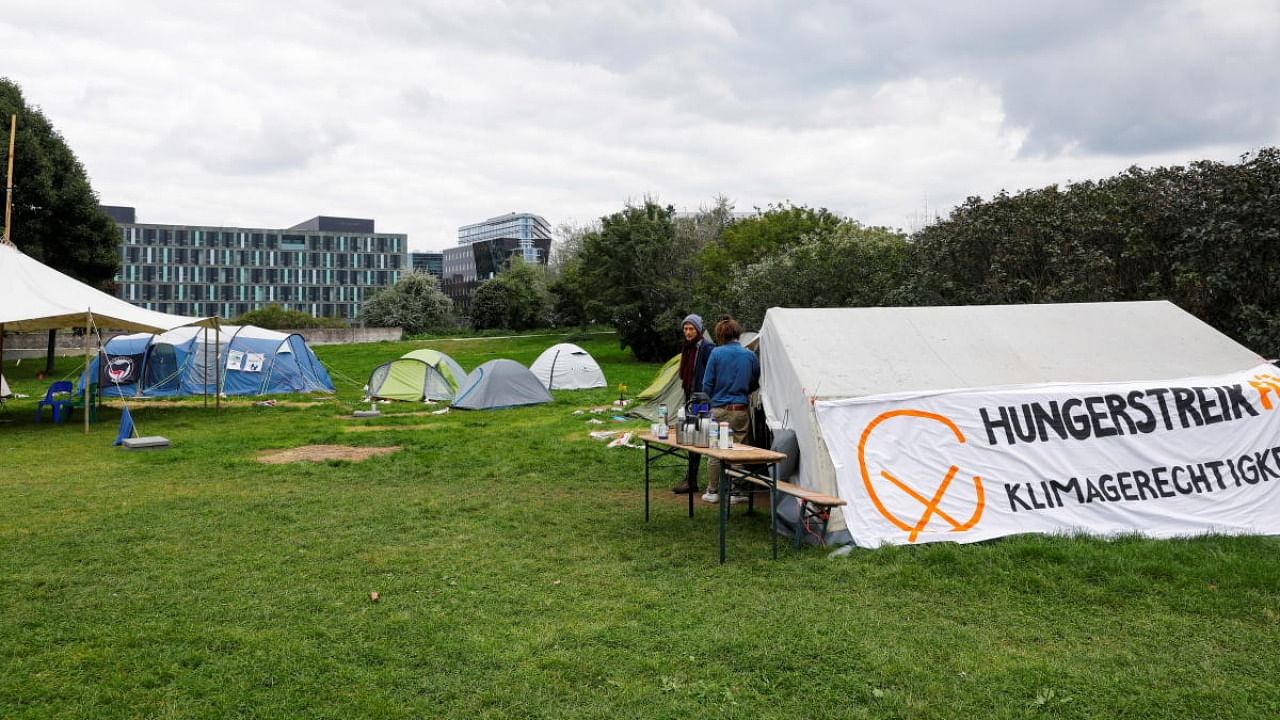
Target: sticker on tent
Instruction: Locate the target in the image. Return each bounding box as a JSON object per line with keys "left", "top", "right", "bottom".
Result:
{"left": 244, "top": 353, "right": 265, "bottom": 373}
{"left": 226, "top": 350, "right": 245, "bottom": 371}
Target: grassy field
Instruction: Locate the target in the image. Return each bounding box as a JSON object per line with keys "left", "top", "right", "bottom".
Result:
{"left": 2, "top": 332, "right": 1279, "bottom": 719}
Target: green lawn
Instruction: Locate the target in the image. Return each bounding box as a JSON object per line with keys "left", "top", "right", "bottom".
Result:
{"left": 2, "top": 333, "right": 1279, "bottom": 719}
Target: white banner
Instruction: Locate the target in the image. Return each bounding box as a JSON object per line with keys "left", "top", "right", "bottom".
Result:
{"left": 814, "top": 363, "right": 1280, "bottom": 548}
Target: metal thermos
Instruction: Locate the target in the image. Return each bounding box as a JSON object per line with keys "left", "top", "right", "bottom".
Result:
{"left": 695, "top": 415, "right": 710, "bottom": 448}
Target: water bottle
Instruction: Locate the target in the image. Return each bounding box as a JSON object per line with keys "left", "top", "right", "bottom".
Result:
{"left": 708, "top": 420, "right": 718, "bottom": 448}
{"left": 658, "top": 403, "right": 668, "bottom": 425}
{"left": 675, "top": 407, "right": 686, "bottom": 443}
{"left": 719, "top": 421, "right": 732, "bottom": 449}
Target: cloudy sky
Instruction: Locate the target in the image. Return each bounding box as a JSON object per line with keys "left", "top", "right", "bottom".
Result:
{"left": 4, "top": 1, "right": 1278, "bottom": 251}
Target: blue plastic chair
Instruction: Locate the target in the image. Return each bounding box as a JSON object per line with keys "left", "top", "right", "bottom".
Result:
{"left": 35, "top": 380, "right": 75, "bottom": 424}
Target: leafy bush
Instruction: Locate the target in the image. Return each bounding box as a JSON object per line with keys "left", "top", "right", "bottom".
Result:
{"left": 232, "top": 304, "right": 348, "bottom": 329}
{"left": 361, "top": 271, "right": 454, "bottom": 335}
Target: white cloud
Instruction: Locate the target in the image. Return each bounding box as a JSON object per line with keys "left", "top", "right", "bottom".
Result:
{"left": 2, "top": 0, "right": 1277, "bottom": 250}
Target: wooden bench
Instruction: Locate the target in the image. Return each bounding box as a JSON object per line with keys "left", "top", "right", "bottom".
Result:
{"left": 726, "top": 468, "right": 846, "bottom": 548}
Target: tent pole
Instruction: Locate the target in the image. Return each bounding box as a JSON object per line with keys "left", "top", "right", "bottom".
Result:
{"left": 83, "top": 312, "right": 91, "bottom": 435}
{"left": 215, "top": 320, "right": 221, "bottom": 415}
{"left": 2, "top": 114, "right": 15, "bottom": 247}
{"left": 203, "top": 325, "right": 208, "bottom": 408}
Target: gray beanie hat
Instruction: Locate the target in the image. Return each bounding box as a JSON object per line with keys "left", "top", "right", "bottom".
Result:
{"left": 681, "top": 314, "right": 704, "bottom": 334}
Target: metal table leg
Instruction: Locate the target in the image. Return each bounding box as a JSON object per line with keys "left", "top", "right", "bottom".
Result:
{"left": 719, "top": 461, "right": 728, "bottom": 564}
{"left": 644, "top": 441, "right": 651, "bottom": 523}
{"left": 770, "top": 464, "right": 778, "bottom": 560}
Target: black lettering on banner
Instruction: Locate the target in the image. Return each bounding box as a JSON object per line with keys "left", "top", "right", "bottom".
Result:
{"left": 1006, "top": 483, "right": 1033, "bottom": 512}
{"left": 1039, "top": 481, "right": 1056, "bottom": 508}
{"left": 1104, "top": 393, "right": 1138, "bottom": 434}
{"left": 1240, "top": 454, "right": 1261, "bottom": 484}
{"left": 1010, "top": 405, "right": 1038, "bottom": 443}
{"left": 1131, "top": 469, "right": 1156, "bottom": 500}
{"left": 1147, "top": 388, "right": 1174, "bottom": 430}
{"left": 1032, "top": 401, "right": 1068, "bottom": 442}
{"left": 1170, "top": 465, "right": 1192, "bottom": 494}
{"left": 1226, "top": 384, "right": 1260, "bottom": 419}
{"left": 1127, "top": 391, "right": 1157, "bottom": 433}
{"left": 1098, "top": 474, "right": 1121, "bottom": 502}
{"left": 1085, "top": 396, "right": 1117, "bottom": 438}
{"left": 1192, "top": 463, "right": 1217, "bottom": 493}
{"left": 1226, "top": 458, "right": 1242, "bottom": 487}
{"left": 1172, "top": 387, "right": 1203, "bottom": 428}
{"left": 1195, "top": 387, "right": 1223, "bottom": 424}
{"left": 1049, "top": 477, "right": 1082, "bottom": 505}
{"left": 1063, "top": 398, "right": 1091, "bottom": 440}
{"left": 1256, "top": 451, "right": 1280, "bottom": 482}
{"left": 1027, "top": 483, "right": 1048, "bottom": 509}
{"left": 981, "top": 406, "right": 1013, "bottom": 446}
{"left": 1151, "top": 466, "right": 1175, "bottom": 498}
{"left": 1084, "top": 478, "right": 1104, "bottom": 503}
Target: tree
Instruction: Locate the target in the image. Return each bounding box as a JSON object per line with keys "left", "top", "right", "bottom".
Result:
{"left": 360, "top": 271, "right": 453, "bottom": 335}
{"left": 0, "top": 78, "right": 119, "bottom": 287}
{"left": 471, "top": 257, "right": 552, "bottom": 330}
{"left": 578, "top": 199, "right": 694, "bottom": 361}
{"left": 726, "top": 224, "right": 915, "bottom": 328}
{"left": 695, "top": 202, "right": 847, "bottom": 309}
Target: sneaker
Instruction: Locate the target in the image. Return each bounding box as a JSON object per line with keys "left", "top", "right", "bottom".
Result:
{"left": 729, "top": 494, "right": 748, "bottom": 505}
{"left": 701, "top": 492, "right": 719, "bottom": 503}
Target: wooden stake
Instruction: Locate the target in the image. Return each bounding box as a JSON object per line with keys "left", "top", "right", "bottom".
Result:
{"left": 3, "top": 114, "right": 14, "bottom": 246}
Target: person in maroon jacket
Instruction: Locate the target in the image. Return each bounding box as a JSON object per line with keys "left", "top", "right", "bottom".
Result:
{"left": 672, "top": 313, "right": 714, "bottom": 494}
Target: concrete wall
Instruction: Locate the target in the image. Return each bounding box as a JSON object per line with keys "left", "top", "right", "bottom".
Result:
{"left": 1, "top": 327, "right": 403, "bottom": 360}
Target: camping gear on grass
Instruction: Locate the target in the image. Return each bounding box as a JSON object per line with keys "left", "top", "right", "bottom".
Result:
{"left": 629, "top": 354, "right": 685, "bottom": 422}
{"left": 85, "top": 325, "right": 334, "bottom": 398}
{"left": 451, "top": 359, "right": 553, "bottom": 410}
{"left": 367, "top": 348, "right": 466, "bottom": 401}
{"left": 529, "top": 342, "right": 607, "bottom": 390}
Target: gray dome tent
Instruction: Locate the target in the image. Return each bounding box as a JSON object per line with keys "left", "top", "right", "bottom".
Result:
{"left": 451, "top": 359, "right": 553, "bottom": 410}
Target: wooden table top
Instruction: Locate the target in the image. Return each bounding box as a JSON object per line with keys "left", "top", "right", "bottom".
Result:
{"left": 638, "top": 432, "right": 787, "bottom": 463}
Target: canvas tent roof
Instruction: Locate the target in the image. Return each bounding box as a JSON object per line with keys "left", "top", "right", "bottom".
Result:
{"left": 529, "top": 342, "right": 607, "bottom": 390}
{"left": 758, "top": 301, "right": 1267, "bottom": 544}
{"left": 0, "top": 242, "right": 214, "bottom": 333}
{"left": 451, "top": 359, "right": 553, "bottom": 410}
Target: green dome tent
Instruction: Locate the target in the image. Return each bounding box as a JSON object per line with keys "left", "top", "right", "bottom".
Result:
{"left": 630, "top": 354, "right": 685, "bottom": 422}
{"left": 367, "top": 349, "right": 467, "bottom": 401}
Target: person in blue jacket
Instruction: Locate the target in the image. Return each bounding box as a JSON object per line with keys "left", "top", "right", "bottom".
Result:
{"left": 700, "top": 316, "right": 759, "bottom": 503}
{"left": 672, "top": 313, "right": 715, "bottom": 494}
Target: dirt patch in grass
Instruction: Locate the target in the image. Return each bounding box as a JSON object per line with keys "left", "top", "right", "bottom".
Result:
{"left": 343, "top": 424, "right": 438, "bottom": 433}
{"left": 256, "top": 444, "right": 401, "bottom": 463}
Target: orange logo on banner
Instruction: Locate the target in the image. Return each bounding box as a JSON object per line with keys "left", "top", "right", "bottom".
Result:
{"left": 857, "top": 409, "right": 985, "bottom": 542}
{"left": 1249, "top": 374, "right": 1280, "bottom": 410}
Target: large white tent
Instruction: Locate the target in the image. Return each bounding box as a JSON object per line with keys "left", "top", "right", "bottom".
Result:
{"left": 758, "top": 301, "right": 1270, "bottom": 546}
{"left": 1, "top": 242, "right": 217, "bottom": 431}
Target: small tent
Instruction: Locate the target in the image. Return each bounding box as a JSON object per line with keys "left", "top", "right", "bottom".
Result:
{"left": 367, "top": 349, "right": 467, "bottom": 401}
{"left": 0, "top": 373, "right": 10, "bottom": 400}
{"left": 530, "top": 342, "right": 606, "bottom": 390}
{"left": 631, "top": 354, "right": 684, "bottom": 422}
{"left": 87, "top": 325, "right": 334, "bottom": 397}
{"left": 758, "top": 302, "right": 1269, "bottom": 548}
{"left": 451, "top": 359, "right": 553, "bottom": 410}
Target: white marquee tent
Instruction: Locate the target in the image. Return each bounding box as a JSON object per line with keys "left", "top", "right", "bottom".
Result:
{"left": 0, "top": 242, "right": 217, "bottom": 431}
{"left": 757, "top": 301, "right": 1269, "bottom": 546}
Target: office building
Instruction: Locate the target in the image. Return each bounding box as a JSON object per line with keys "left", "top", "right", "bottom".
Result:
{"left": 107, "top": 207, "right": 407, "bottom": 321}
{"left": 410, "top": 251, "right": 443, "bottom": 278}
{"left": 441, "top": 212, "right": 552, "bottom": 312}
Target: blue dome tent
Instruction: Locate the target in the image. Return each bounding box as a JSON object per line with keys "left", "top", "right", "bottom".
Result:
{"left": 85, "top": 325, "right": 334, "bottom": 398}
